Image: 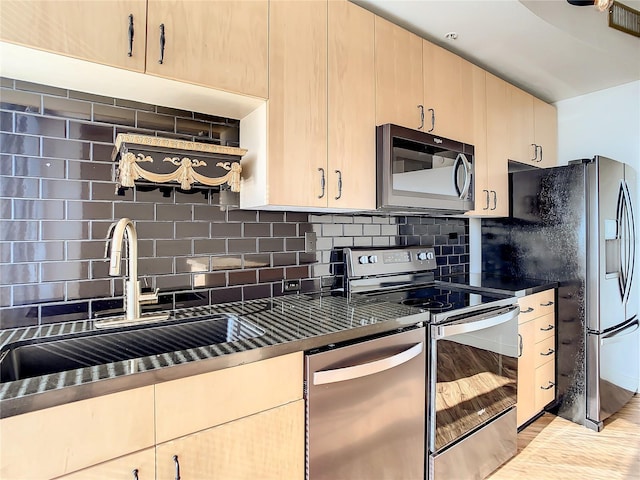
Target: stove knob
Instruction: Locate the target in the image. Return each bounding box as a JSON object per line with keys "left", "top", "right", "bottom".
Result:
{"left": 359, "top": 255, "right": 369, "bottom": 264}
{"left": 417, "top": 252, "right": 427, "bottom": 261}
{"left": 369, "top": 255, "right": 378, "bottom": 264}
{"left": 426, "top": 251, "right": 435, "bottom": 260}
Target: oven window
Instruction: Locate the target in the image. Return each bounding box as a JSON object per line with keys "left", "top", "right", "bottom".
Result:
{"left": 391, "top": 136, "right": 470, "bottom": 199}
{"left": 432, "top": 317, "right": 518, "bottom": 452}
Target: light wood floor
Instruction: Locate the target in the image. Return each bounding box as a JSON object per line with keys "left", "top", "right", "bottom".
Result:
{"left": 488, "top": 395, "right": 640, "bottom": 479}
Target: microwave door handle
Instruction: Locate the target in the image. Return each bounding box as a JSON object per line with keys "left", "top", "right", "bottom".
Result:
{"left": 453, "top": 155, "right": 463, "bottom": 197}
{"left": 457, "top": 153, "right": 472, "bottom": 199}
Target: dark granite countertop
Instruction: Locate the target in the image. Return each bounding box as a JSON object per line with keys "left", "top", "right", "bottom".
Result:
{"left": 0, "top": 292, "right": 427, "bottom": 418}
{"left": 437, "top": 273, "right": 558, "bottom": 297}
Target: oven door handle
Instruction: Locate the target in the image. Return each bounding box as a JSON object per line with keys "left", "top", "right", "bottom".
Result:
{"left": 312, "top": 342, "right": 423, "bottom": 386}
{"left": 435, "top": 306, "right": 520, "bottom": 339}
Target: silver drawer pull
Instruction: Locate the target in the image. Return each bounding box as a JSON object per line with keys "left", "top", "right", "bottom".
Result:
{"left": 540, "top": 349, "right": 554, "bottom": 356}
{"left": 540, "top": 301, "right": 554, "bottom": 307}
{"left": 540, "top": 324, "right": 554, "bottom": 331}
{"left": 540, "top": 381, "right": 555, "bottom": 390}
{"left": 313, "top": 342, "right": 423, "bottom": 385}
{"left": 521, "top": 307, "right": 534, "bottom": 314}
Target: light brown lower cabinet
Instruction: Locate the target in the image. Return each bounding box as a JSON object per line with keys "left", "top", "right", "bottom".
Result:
{"left": 54, "top": 448, "right": 155, "bottom": 480}
{"left": 517, "top": 289, "right": 557, "bottom": 428}
{"left": 156, "top": 400, "right": 305, "bottom": 480}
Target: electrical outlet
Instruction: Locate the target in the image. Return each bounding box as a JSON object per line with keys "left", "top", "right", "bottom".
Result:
{"left": 305, "top": 232, "right": 317, "bottom": 253}
{"left": 284, "top": 279, "right": 301, "bottom": 292}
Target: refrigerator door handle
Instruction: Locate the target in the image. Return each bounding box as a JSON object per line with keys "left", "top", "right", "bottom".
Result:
{"left": 618, "top": 181, "right": 636, "bottom": 304}
{"left": 312, "top": 342, "right": 423, "bottom": 385}
{"left": 601, "top": 319, "right": 639, "bottom": 346}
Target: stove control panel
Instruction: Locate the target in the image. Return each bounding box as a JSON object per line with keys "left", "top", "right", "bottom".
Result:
{"left": 346, "top": 247, "right": 437, "bottom": 278}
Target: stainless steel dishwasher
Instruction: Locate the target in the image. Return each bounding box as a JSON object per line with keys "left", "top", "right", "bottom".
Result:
{"left": 305, "top": 326, "right": 426, "bottom": 480}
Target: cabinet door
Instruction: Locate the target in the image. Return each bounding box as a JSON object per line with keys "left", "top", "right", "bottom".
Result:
{"left": 374, "top": 16, "right": 423, "bottom": 130}
{"left": 156, "top": 401, "right": 305, "bottom": 480}
{"left": 145, "top": 0, "right": 268, "bottom": 98}
{"left": 422, "top": 41, "right": 474, "bottom": 144}
{"left": 55, "top": 448, "right": 155, "bottom": 480}
{"left": 0, "top": 0, "right": 146, "bottom": 72}
{"left": 507, "top": 84, "right": 536, "bottom": 165}
{"left": 327, "top": 0, "right": 376, "bottom": 210}
{"left": 517, "top": 319, "right": 537, "bottom": 427}
{"left": 0, "top": 386, "right": 155, "bottom": 480}
{"left": 267, "top": 0, "right": 328, "bottom": 208}
{"left": 467, "top": 66, "right": 489, "bottom": 216}
{"left": 534, "top": 97, "right": 558, "bottom": 167}
{"left": 485, "top": 73, "right": 510, "bottom": 217}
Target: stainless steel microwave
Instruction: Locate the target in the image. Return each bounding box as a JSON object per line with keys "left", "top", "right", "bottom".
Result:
{"left": 376, "top": 124, "right": 474, "bottom": 214}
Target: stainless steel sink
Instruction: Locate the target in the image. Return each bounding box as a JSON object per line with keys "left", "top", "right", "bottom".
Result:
{"left": 0, "top": 313, "right": 264, "bottom": 383}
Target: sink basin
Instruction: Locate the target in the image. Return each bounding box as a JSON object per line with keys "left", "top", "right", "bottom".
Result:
{"left": 0, "top": 313, "right": 264, "bottom": 383}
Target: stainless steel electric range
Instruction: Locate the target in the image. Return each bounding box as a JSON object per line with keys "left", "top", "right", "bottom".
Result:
{"left": 343, "top": 246, "right": 520, "bottom": 480}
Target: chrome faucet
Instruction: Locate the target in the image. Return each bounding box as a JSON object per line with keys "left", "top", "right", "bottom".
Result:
{"left": 97, "top": 218, "right": 167, "bottom": 328}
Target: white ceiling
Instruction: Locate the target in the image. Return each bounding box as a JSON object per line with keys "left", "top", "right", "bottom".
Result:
{"left": 353, "top": 0, "right": 640, "bottom": 103}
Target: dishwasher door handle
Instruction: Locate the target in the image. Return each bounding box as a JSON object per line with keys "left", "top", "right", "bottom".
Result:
{"left": 313, "top": 342, "right": 423, "bottom": 386}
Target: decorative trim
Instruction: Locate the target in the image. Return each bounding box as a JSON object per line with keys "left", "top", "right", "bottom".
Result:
{"left": 113, "top": 133, "right": 245, "bottom": 192}
{"left": 114, "top": 133, "right": 247, "bottom": 158}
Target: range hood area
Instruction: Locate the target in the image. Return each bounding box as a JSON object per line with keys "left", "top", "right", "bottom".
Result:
{"left": 112, "top": 133, "right": 246, "bottom": 193}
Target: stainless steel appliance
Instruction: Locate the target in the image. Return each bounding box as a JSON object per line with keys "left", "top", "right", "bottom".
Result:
{"left": 305, "top": 327, "right": 427, "bottom": 480}
{"left": 483, "top": 155, "right": 639, "bottom": 431}
{"left": 339, "top": 247, "right": 519, "bottom": 480}
{"left": 377, "top": 124, "right": 475, "bottom": 214}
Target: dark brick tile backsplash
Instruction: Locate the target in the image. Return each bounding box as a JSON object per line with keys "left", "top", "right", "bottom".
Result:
{"left": 0, "top": 77, "right": 469, "bottom": 328}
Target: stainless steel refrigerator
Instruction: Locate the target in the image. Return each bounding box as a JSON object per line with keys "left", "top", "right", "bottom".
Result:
{"left": 482, "top": 156, "right": 638, "bottom": 431}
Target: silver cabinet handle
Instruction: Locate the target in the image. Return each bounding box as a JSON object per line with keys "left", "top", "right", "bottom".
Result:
{"left": 540, "top": 381, "right": 555, "bottom": 390}
{"left": 540, "top": 324, "right": 554, "bottom": 331}
{"left": 540, "top": 348, "right": 554, "bottom": 356}
{"left": 531, "top": 143, "right": 538, "bottom": 162}
{"left": 518, "top": 333, "right": 523, "bottom": 358}
{"left": 537, "top": 145, "right": 543, "bottom": 163}
{"left": 334, "top": 170, "right": 342, "bottom": 200}
{"left": 540, "top": 301, "right": 554, "bottom": 307}
{"left": 483, "top": 190, "right": 490, "bottom": 210}
{"left": 173, "top": 455, "right": 180, "bottom": 480}
{"left": 132, "top": 469, "right": 139, "bottom": 480}
{"left": 127, "top": 14, "right": 135, "bottom": 57}
{"left": 521, "top": 307, "right": 534, "bottom": 314}
{"left": 427, "top": 108, "right": 435, "bottom": 132}
{"left": 317, "top": 167, "right": 325, "bottom": 199}
{"left": 491, "top": 190, "right": 497, "bottom": 210}
{"left": 418, "top": 104, "right": 424, "bottom": 130}
{"left": 313, "top": 342, "right": 423, "bottom": 385}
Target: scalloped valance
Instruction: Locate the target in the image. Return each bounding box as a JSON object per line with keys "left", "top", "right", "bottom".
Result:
{"left": 112, "top": 134, "right": 247, "bottom": 192}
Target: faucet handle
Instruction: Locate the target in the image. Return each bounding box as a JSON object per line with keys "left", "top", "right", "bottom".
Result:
{"left": 103, "top": 221, "right": 119, "bottom": 258}
{"left": 139, "top": 288, "right": 160, "bottom": 305}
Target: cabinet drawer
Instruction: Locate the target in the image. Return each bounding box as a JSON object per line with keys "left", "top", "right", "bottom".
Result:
{"left": 155, "top": 352, "right": 303, "bottom": 443}
{"left": 518, "top": 289, "right": 555, "bottom": 324}
{"left": 534, "top": 313, "right": 556, "bottom": 343}
{"left": 535, "top": 360, "right": 555, "bottom": 409}
{"left": 535, "top": 335, "right": 556, "bottom": 369}
{"left": 0, "top": 386, "right": 155, "bottom": 480}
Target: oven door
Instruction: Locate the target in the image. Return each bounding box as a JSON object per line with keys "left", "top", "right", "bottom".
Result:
{"left": 428, "top": 305, "right": 519, "bottom": 453}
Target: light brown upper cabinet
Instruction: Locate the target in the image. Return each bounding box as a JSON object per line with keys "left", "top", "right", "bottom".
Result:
{"left": 507, "top": 84, "right": 558, "bottom": 167}
{"left": 241, "top": 0, "right": 376, "bottom": 210}
{"left": 0, "top": 0, "right": 147, "bottom": 72}
{"left": 422, "top": 41, "right": 475, "bottom": 144}
{"left": 374, "top": 16, "right": 424, "bottom": 130}
{"left": 327, "top": 0, "right": 376, "bottom": 210}
{"left": 145, "top": 0, "right": 268, "bottom": 98}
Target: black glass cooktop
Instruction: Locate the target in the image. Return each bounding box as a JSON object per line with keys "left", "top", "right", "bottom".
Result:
{"left": 364, "top": 285, "right": 512, "bottom": 314}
